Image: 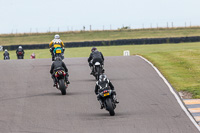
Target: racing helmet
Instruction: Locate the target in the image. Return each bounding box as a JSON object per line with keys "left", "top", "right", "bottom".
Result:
{"left": 54, "top": 34, "right": 60, "bottom": 39}
{"left": 19, "top": 46, "right": 22, "bottom": 49}
{"left": 91, "top": 47, "right": 97, "bottom": 52}
{"left": 5, "top": 49, "right": 7, "bottom": 52}
{"left": 99, "top": 74, "right": 107, "bottom": 82}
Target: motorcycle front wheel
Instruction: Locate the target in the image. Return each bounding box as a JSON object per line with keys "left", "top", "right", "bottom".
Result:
{"left": 105, "top": 98, "right": 115, "bottom": 116}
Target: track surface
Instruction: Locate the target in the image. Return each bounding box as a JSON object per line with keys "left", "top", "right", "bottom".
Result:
{"left": 0, "top": 56, "right": 199, "bottom": 133}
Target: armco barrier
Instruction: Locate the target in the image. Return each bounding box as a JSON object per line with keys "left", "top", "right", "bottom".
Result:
{"left": 2, "top": 36, "right": 200, "bottom": 50}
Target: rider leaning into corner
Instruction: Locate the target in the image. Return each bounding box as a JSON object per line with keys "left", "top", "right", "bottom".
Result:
{"left": 49, "top": 34, "right": 65, "bottom": 61}
{"left": 50, "top": 57, "right": 70, "bottom": 87}
{"left": 95, "top": 74, "right": 119, "bottom": 109}
{"left": 88, "top": 47, "right": 104, "bottom": 75}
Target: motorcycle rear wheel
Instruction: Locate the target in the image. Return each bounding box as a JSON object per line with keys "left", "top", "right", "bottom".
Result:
{"left": 95, "top": 66, "right": 100, "bottom": 80}
{"left": 58, "top": 79, "right": 66, "bottom": 95}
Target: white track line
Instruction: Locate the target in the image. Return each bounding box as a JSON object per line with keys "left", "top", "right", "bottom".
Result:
{"left": 137, "top": 55, "right": 200, "bottom": 131}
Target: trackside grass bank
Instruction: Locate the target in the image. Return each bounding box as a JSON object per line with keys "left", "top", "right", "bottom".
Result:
{"left": 1, "top": 42, "right": 200, "bottom": 98}
{"left": 0, "top": 27, "right": 200, "bottom": 46}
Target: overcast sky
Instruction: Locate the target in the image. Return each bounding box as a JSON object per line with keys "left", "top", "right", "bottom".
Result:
{"left": 0, "top": 0, "right": 199, "bottom": 34}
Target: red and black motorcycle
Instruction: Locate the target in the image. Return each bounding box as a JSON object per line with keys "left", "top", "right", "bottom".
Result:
{"left": 17, "top": 51, "right": 24, "bottom": 59}
{"left": 55, "top": 70, "right": 68, "bottom": 95}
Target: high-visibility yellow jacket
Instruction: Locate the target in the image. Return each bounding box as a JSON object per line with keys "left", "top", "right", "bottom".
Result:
{"left": 49, "top": 39, "right": 64, "bottom": 48}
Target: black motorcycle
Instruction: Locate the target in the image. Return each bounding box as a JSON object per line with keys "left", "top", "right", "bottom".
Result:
{"left": 17, "top": 51, "right": 24, "bottom": 59}
{"left": 4, "top": 55, "right": 10, "bottom": 60}
{"left": 97, "top": 83, "right": 116, "bottom": 116}
{"left": 92, "top": 62, "right": 104, "bottom": 80}
{"left": 54, "top": 69, "right": 68, "bottom": 95}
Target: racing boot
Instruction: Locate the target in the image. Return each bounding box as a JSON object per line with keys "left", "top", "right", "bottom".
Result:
{"left": 52, "top": 53, "right": 55, "bottom": 61}
{"left": 90, "top": 66, "right": 94, "bottom": 75}
{"left": 65, "top": 75, "right": 70, "bottom": 84}
{"left": 113, "top": 95, "right": 119, "bottom": 104}
{"left": 66, "top": 80, "right": 70, "bottom": 84}
{"left": 99, "top": 100, "right": 104, "bottom": 109}
{"left": 53, "top": 78, "right": 57, "bottom": 87}
{"left": 101, "top": 64, "right": 105, "bottom": 73}
{"left": 53, "top": 83, "right": 56, "bottom": 87}
{"left": 90, "top": 71, "right": 94, "bottom": 75}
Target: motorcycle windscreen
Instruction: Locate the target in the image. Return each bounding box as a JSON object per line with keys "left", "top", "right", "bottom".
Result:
{"left": 99, "top": 82, "right": 107, "bottom": 88}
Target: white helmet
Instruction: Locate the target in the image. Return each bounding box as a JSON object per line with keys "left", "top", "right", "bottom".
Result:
{"left": 5, "top": 49, "right": 7, "bottom": 52}
{"left": 19, "top": 46, "right": 22, "bottom": 49}
{"left": 99, "top": 74, "right": 107, "bottom": 82}
{"left": 54, "top": 34, "right": 60, "bottom": 39}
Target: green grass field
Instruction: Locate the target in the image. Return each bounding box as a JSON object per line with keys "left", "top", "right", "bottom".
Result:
{"left": 0, "top": 27, "right": 200, "bottom": 46}
{"left": 1, "top": 42, "right": 200, "bottom": 98}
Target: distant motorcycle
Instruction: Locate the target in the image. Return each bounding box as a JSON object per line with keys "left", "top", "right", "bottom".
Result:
{"left": 54, "top": 69, "right": 68, "bottom": 95}
{"left": 50, "top": 44, "right": 64, "bottom": 61}
{"left": 97, "top": 83, "right": 116, "bottom": 116}
{"left": 30, "top": 53, "right": 35, "bottom": 59}
{"left": 92, "top": 61, "right": 104, "bottom": 80}
{"left": 4, "top": 55, "right": 10, "bottom": 60}
{"left": 17, "top": 51, "right": 24, "bottom": 59}
{"left": 53, "top": 47, "right": 64, "bottom": 60}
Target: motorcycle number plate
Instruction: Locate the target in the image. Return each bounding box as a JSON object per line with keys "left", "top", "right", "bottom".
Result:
{"left": 56, "top": 49, "right": 62, "bottom": 53}
{"left": 104, "top": 93, "right": 109, "bottom": 96}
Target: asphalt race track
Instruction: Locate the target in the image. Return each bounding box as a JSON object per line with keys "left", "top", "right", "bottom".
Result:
{"left": 0, "top": 56, "right": 199, "bottom": 133}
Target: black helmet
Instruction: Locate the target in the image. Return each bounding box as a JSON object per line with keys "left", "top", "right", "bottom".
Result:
{"left": 91, "top": 47, "right": 97, "bottom": 52}
{"left": 55, "top": 57, "right": 61, "bottom": 61}
{"left": 99, "top": 74, "right": 107, "bottom": 82}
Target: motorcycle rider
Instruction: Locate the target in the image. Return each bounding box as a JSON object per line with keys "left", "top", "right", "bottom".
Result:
{"left": 50, "top": 57, "right": 70, "bottom": 87}
{"left": 3, "top": 49, "right": 10, "bottom": 60}
{"left": 30, "top": 52, "right": 35, "bottom": 59}
{"left": 95, "top": 74, "right": 119, "bottom": 109}
{"left": 88, "top": 47, "right": 104, "bottom": 75}
{"left": 49, "top": 34, "right": 65, "bottom": 61}
{"left": 16, "top": 46, "right": 25, "bottom": 59}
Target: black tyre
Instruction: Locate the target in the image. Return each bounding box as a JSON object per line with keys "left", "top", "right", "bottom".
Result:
{"left": 58, "top": 79, "right": 66, "bottom": 95}
{"left": 95, "top": 66, "right": 100, "bottom": 80}
{"left": 18, "top": 55, "right": 23, "bottom": 59}
{"left": 105, "top": 98, "right": 115, "bottom": 116}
